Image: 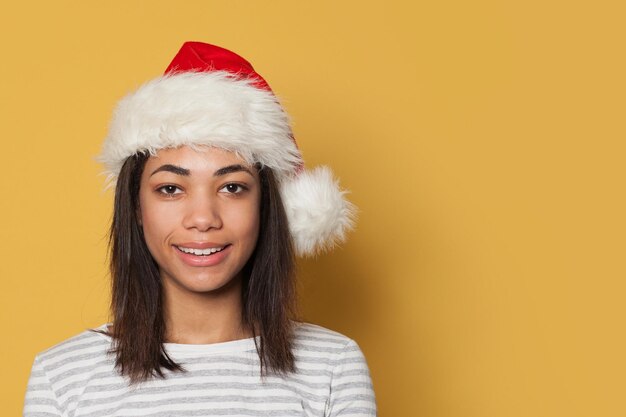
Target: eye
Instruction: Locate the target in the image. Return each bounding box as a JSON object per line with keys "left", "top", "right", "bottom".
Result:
{"left": 220, "top": 183, "right": 247, "bottom": 194}
{"left": 157, "top": 185, "right": 182, "bottom": 195}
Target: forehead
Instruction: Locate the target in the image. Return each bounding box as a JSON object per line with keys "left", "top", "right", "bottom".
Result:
{"left": 144, "top": 146, "right": 254, "bottom": 173}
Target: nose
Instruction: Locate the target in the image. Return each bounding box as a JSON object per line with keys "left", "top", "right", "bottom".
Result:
{"left": 182, "top": 192, "right": 223, "bottom": 232}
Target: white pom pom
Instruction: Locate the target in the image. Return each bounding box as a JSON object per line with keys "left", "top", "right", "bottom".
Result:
{"left": 280, "top": 166, "right": 357, "bottom": 257}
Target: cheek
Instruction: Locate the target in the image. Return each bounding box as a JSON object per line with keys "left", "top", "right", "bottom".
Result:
{"left": 227, "top": 202, "right": 261, "bottom": 246}
{"left": 139, "top": 193, "right": 177, "bottom": 251}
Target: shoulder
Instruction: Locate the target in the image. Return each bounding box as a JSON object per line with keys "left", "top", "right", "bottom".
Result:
{"left": 292, "top": 321, "right": 355, "bottom": 346}
{"left": 25, "top": 324, "right": 114, "bottom": 415}
{"left": 34, "top": 323, "right": 112, "bottom": 369}
{"left": 291, "top": 321, "right": 368, "bottom": 363}
{"left": 291, "top": 322, "right": 377, "bottom": 415}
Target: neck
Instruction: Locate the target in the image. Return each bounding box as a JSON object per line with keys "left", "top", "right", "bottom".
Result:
{"left": 161, "top": 274, "right": 253, "bottom": 344}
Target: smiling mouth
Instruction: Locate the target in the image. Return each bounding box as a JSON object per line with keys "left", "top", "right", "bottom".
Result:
{"left": 174, "top": 245, "right": 230, "bottom": 256}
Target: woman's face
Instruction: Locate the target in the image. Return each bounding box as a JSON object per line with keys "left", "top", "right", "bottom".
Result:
{"left": 138, "top": 146, "right": 261, "bottom": 295}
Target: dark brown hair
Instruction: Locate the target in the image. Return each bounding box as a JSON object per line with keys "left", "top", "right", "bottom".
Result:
{"left": 92, "top": 151, "right": 298, "bottom": 384}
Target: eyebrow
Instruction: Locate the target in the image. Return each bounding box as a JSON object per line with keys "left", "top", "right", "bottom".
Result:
{"left": 150, "top": 164, "right": 190, "bottom": 177}
{"left": 213, "top": 164, "right": 254, "bottom": 177}
{"left": 150, "top": 163, "right": 254, "bottom": 178}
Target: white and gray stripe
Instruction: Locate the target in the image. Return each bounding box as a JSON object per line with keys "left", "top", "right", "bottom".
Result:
{"left": 24, "top": 322, "right": 376, "bottom": 417}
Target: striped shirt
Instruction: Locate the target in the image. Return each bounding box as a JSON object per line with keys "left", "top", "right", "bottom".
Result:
{"left": 23, "top": 322, "right": 377, "bottom": 417}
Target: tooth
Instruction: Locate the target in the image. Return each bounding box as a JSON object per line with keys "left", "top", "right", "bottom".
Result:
{"left": 177, "top": 245, "right": 224, "bottom": 255}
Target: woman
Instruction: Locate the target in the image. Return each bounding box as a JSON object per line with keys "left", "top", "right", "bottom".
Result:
{"left": 24, "top": 42, "right": 376, "bottom": 416}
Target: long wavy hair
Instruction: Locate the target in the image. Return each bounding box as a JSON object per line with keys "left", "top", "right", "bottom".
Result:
{"left": 92, "top": 150, "right": 298, "bottom": 384}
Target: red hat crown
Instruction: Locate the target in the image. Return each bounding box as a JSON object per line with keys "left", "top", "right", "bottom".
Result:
{"left": 164, "top": 41, "right": 272, "bottom": 92}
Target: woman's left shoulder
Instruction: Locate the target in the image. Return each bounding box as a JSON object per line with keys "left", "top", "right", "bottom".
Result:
{"left": 290, "top": 321, "right": 377, "bottom": 415}
{"left": 291, "top": 321, "right": 368, "bottom": 355}
{"left": 292, "top": 320, "right": 350, "bottom": 340}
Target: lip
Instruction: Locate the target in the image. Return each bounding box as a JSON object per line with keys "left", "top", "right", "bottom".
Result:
{"left": 173, "top": 243, "right": 232, "bottom": 267}
{"left": 175, "top": 241, "right": 227, "bottom": 249}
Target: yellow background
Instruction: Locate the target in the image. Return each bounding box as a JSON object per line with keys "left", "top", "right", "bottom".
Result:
{"left": 2, "top": 1, "right": 625, "bottom": 416}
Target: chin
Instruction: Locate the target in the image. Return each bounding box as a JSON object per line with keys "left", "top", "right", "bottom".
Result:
{"left": 165, "top": 267, "right": 243, "bottom": 295}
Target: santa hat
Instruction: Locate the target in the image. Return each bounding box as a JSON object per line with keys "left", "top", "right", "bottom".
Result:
{"left": 98, "top": 41, "right": 355, "bottom": 256}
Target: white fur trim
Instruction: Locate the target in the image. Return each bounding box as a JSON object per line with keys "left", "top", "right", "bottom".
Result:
{"left": 98, "top": 71, "right": 302, "bottom": 186}
{"left": 281, "top": 166, "right": 357, "bottom": 256}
